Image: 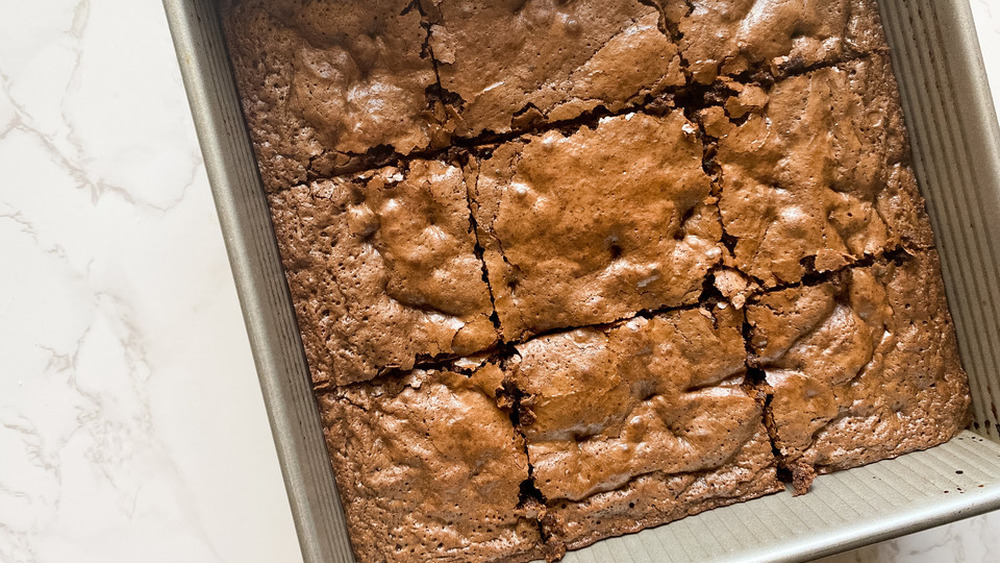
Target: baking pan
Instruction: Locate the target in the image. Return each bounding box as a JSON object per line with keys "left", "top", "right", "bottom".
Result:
{"left": 162, "top": 0, "right": 1000, "bottom": 561}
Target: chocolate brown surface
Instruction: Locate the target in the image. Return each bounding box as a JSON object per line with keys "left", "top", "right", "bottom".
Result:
{"left": 268, "top": 161, "right": 497, "bottom": 386}
{"left": 319, "top": 366, "right": 542, "bottom": 563}
{"left": 546, "top": 426, "right": 781, "bottom": 551}
{"left": 666, "top": 0, "right": 888, "bottom": 83}
{"left": 510, "top": 306, "right": 782, "bottom": 548}
{"left": 468, "top": 111, "right": 722, "bottom": 342}
{"left": 747, "top": 250, "right": 971, "bottom": 494}
{"left": 219, "top": 0, "right": 445, "bottom": 192}
{"left": 423, "top": 0, "right": 684, "bottom": 138}
{"left": 709, "top": 54, "right": 934, "bottom": 288}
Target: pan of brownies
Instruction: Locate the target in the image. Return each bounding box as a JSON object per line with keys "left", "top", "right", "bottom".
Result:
{"left": 164, "top": 0, "right": 1000, "bottom": 561}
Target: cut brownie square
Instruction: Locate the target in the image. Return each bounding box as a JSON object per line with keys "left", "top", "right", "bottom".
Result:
{"left": 318, "top": 366, "right": 543, "bottom": 563}
{"left": 269, "top": 160, "right": 497, "bottom": 386}
{"left": 707, "top": 54, "right": 934, "bottom": 288}
{"left": 547, "top": 427, "right": 778, "bottom": 550}
{"left": 666, "top": 0, "right": 888, "bottom": 83}
{"left": 508, "top": 305, "right": 782, "bottom": 550}
{"left": 468, "top": 111, "right": 722, "bottom": 342}
{"left": 220, "top": 0, "right": 445, "bottom": 192}
{"left": 747, "top": 250, "right": 971, "bottom": 494}
{"left": 423, "top": 0, "right": 684, "bottom": 138}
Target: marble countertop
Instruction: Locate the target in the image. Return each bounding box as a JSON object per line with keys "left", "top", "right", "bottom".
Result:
{"left": 1, "top": 1, "right": 997, "bottom": 562}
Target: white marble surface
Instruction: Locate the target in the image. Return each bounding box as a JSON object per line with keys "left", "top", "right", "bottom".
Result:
{"left": 0, "top": 1, "right": 997, "bottom": 562}
{"left": 0, "top": 0, "right": 297, "bottom": 560}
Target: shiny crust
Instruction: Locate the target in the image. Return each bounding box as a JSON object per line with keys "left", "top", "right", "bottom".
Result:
{"left": 423, "top": 0, "right": 684, "bottom": 138}
{"left": 319, "top": 366, "right": 543, "bottom": 562}
{"left": 220, "top": 0, "right": 893, "bottom": 189}
{"left": 513, "top": 306, "right": 751, "bottom": 500}
{"left": 469, "top": 111, "right": 722, "bottom": 342}
{"left": 747, "top": 250, "right": 971, "bottom": 494}
{"left": 511, "top": 306, "right": 782, "bottom": 547}
{"left": 667, "top": 0, "right": 889, "bottom": 83}
{"left": 219, "top": 0, "right": 445, "bottom": 192}
{"left": 546, "top": 427, "right": 781, "bottom": 551}
{"left": 710, "top": 54, "right": 935, "bottom": 288}
{"left": 268, "top": 161, "right": 497, "bottom": 386}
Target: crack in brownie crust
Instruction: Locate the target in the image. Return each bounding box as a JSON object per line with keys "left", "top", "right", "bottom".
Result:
{"left": 747, "top": 250, "right": 971, "bottom": 494}
{"left": 268, "top": 161, "right": 497, "bottom": 386}
{"left": 319, "top": 366, "right": 543, "bottom": 562}
{"left": 508, "top": 305, "right": 782, "bottom": 549}
{"left": 468, "top": 110, "right": 723, "bottom": 342}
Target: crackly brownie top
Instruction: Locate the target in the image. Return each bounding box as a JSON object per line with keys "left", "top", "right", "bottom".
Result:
{"left": 268, "top": 160, "right": 497, "bottom": 386}
{"left": 509, "top": 305, "right": 761, "bottom": 502}
{"left": 747, "top": 250, "right": 970, "bottom": 479}
{"left": 219, "top": 0, "right": 974, "bottom": 557}
{"left": 669, "top": 0, "right": 888, "bottom": 83}
{"left": 545, "top": 422, "right": 780, "bottom": 551}
{"left": 707, "top": 54, "right": 933, "bottom": 288}
{"left": 424, "top": 0, "right": 684, "bottom": 138}
{"left": 469, "top": 111, "right": 722, "bottom": 342}
{"left": 319, "top": 366, "right": 540, "bottom": 562}
{"left": 220, "top": 0, "right": 443, "bottom": 191}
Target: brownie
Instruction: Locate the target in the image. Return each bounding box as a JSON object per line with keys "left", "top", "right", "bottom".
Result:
{"left": 706, "top": 54, "right": 934, "bottom": 288}
{"left": 508, "top": 305, "right": 783, "bottom": 550}
{"left": 268, "top": 160, "right": 497, "bottom": 386}
{"left": 423, "top": 0, "right": 684, "bottom": 138}
{"left": 666, "top": 0, "right": 888, "bottom": 83}
{"left": 468, "top": 111, "right": 722, "bottom": 342}
{"left": 220, "top": 0, "right": 445, "bottom": 192}
{"left": 747, "top": 250, "right": 972, "bottom": 494}
{"left": 319, "top": 366, "right": 543, "bottom": 562}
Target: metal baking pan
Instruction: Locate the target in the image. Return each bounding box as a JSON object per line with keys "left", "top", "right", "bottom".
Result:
{"left": 162, "top": 0, "right": 1000, "bottom": 561}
